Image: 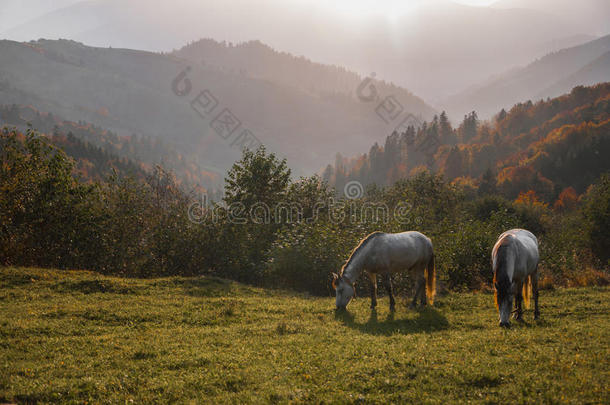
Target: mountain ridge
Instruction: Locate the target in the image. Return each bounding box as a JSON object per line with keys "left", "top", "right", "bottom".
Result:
{"left": 1, "top": 0, "right": 595, "bottom": 101}
{"left": 0, "top": 38, "right": 435, "bottom": 181}
{"left": 442, "top": 34, "right": 610, "bottom": 119}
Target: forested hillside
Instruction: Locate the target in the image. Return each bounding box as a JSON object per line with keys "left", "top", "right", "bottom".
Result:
{"left": 0, "top": 104, "right": 220, "bottom": 191}
{"left": 327, "top": 83, "right": 610, "bottom": 205}
{"left": 0, "top": 38, "right": 435, "bottom": 178}
{"left": 172, "top": 39, "right": 433, "bottom": 116}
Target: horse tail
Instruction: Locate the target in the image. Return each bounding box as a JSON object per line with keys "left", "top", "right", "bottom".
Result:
{"left": 426, "top": 252, "right": 436, "bottom": 305}
{"left": 523, "top": 274, "right": 532, "bottom": 309}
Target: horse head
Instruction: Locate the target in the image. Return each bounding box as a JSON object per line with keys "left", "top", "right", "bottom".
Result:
{"left": 495, "top": 279, "right": 514, "bottom": 328}
{"left": 332, "top": 272, "right": 355, "bottom": 310}
{"left": 493, "top": 242, "right": 515, "bottom": 327}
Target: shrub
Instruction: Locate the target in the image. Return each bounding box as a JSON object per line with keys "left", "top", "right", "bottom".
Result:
{"left": 266, "top": 221, "right": 356, "bottom": 295}
{"left": 0, "top": 128, "right": 98, "bottom": 268}
{"left": 436, "top": 211, "right": 520, "bottom": 290}
{"left": 582, "top": 174, "right": 610, "bottom": 266}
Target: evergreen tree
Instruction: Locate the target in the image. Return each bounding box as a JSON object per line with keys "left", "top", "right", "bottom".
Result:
{"left": 444, "top": 146, "right": 463, "bottom": 180}
{"left": 439, "top": 111, "right": 456, "bottom": 145}
{"left": 458, "top": 111, "right": 478, "bottom": 143}
{"left": 478, "top": 168, "right": 497, "bottom": 196}
{"left": 322, "top": 164, "right": 333, "bottom": 184}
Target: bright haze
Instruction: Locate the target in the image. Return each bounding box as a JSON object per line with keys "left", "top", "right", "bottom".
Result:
{"left": 1, "top": 0, "right": 609, "bottom": 181}
{"left": 1, "top": 0, "right": 608, "bottom": 102}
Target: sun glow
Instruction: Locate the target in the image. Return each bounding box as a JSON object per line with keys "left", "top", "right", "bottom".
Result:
{"left": 322, "top": 0, "right": 418, "bottom": 18}
{"left": 298, "top": 0, "right": 497, "bottom": 20}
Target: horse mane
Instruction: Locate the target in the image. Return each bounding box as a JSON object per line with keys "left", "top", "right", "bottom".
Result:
{"left": 340, "top": 231, "right": 383, "bottom": 276}
{"left": 493, "top": 237, "right": 512, "bottom": 309}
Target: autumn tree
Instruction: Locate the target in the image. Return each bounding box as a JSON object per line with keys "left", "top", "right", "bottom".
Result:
{"left": 553, "top": 187, "right": 579, "bottom": 211}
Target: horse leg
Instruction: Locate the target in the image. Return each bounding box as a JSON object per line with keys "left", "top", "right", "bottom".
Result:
{"left": 382, "top": 273, "right": 395, "bottom": 311}
{"left": 368, "top": 272, "right": 377, "bottom": 309}
{"left": 419, "top": 272, "right": 428, "bottom": 307}
{"left": 411, "top": 272, "right": 425, "bottom": 308}
{"left": 532, "top": 270, "right": 540, "bottom": 320}
{"left": 418, "top": 265, "right": 428, "bottom": 307}
{"left": 514, "top": 281, "right": 524, "bottom": 321}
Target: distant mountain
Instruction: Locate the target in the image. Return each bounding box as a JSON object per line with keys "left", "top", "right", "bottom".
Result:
{"left": 442, "top": 35, "right": 610, "bottom": 119}
{"left": 0, "top": 0, "right": 594, "bottom": 101}
{"left": 538, "top": 51, "right": 610, "bottom": 99}
{"left": 0, "top": 39, "right": 435, "bottom": 179}
{"left": 172, "top": 39, "right": 427, "bottom": 111}
{"left": 0, "top": 104, "right": 221, "bottom": 191}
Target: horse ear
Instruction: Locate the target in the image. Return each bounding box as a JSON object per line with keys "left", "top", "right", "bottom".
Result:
{"left": 331, "top": 273, "right": 339, "bottom": 290}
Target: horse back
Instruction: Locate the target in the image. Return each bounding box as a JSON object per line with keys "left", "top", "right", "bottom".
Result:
{"left": 369, "top": 231, "right": 432, "bottom": 272}
{"left": 493, "top": 229, "right": 539, "bottom": 282}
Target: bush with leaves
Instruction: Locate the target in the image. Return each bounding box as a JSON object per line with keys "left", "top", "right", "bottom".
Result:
{"left": 267, "top": 221, "right": 356, "bottom": 295}
{"left": 582, "top": 174, "right": 610, "bottom": 266}
{"left": 0, "top": 127, "right": 98, "bottom": 268}
{"left": 219, "top": 146, "right": 292, "bottom": 283}
{"left": 436, "top": 211, "right": 520, "bottom": 289}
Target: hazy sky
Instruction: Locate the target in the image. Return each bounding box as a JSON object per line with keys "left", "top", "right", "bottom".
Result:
{"left": 300, "top": 0, "right": 496, "bottom": 18}
{"left": 1, "top": 0, "right": 607, "bottom": 102}
{"left": 0, "top": 0, "right": 497, "bottom": 31}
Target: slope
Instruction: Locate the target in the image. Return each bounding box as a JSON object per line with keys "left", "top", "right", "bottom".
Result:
{"left": 442, "top": 35, "right": 610, "bottom": 119}
{"left": 0, "top": 39, "right": 435, "bottom": 178}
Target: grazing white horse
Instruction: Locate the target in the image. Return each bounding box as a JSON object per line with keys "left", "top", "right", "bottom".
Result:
{"left": 492, "top": 229, "right": 540, "bottom": 327}
{"left": 332, "top": 231, "right": 435, "bottom": 310}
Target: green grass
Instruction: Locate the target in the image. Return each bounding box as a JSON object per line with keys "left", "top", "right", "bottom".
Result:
{"left": 0, "top": 267, "right": 608, "bottom": 404}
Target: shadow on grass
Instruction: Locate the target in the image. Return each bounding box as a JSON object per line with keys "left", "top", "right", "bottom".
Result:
{"left": 509, "top": 316, "right": 550, "bottom": 328}
{"left": 335, "top": 307, "right": 449, "bottom": 336}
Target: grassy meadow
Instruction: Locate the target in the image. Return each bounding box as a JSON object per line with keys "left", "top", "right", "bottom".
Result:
{"left": 0, "top": 266, "right": 608, "bottom": 404}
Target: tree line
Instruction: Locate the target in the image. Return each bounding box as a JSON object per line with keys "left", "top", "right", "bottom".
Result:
{"left": 1, "top": 127, "right": 607, "bottom": 295}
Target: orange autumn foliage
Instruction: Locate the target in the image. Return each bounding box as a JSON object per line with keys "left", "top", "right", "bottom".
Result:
{"left": 553, "top": 187, "right": 579, "bottom": 211}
